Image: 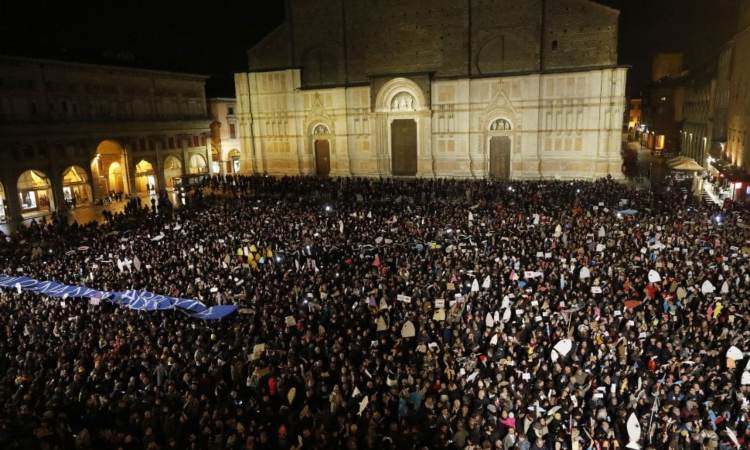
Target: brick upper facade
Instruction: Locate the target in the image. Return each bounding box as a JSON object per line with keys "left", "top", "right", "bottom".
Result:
{"left": 247, "top": 0, "right": 619, "bottom": 87}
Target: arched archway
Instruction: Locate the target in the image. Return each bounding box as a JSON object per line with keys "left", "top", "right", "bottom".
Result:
{"left": 163, "top": 156, "right": 183, "bottom": 189}
{"left": 485, "top": 114, "right": 513, "bottom": 180}
{"left": 228, "top": 149, "right": 241, "bottom": 174}
{"left": 92, "top": 140, "right": 129, "bottom": 200}
{"left": 62, "top": 165, "right": 92, "bottom": 208}
{"left": 374, "top": 78, "right": 430, "bottom": 177}
{"left": 188, "top": 154, "right": 208, "bottom": 175}
{"left": 108, "top": 162, "right": 125, "bottom": 194}
{"left": 0, "top": 182, "right": 6, "bottom": 223}
{"left": 17, "top": 170, "right": 55, "bottom": 219}
{"left": 134, "top": 160, "right": 157, "bottom": 194}
{"left": 311, "top": 124, "right": 332, "bottom": 176}
{"left": 486, "top": 116, "right": 514, "bottom": 180}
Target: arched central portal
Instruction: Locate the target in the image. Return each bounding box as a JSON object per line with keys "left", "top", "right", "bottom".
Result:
{"left": 375, "top": 79, "right": 428, "bottom": 177}
{"left": 489, "top": 136, "right": 511, "bottom": 180}
{"left": 391, "top": 119, "right": 418, "bottom": 176}
{"left": 62, "top": 166, "right": 92, "bottom": 208}
{"left": 135, "top": 160, "right": 157, "bottom": 194}
{"left": 17, "top": 170, "right": 54, "bottom": 219}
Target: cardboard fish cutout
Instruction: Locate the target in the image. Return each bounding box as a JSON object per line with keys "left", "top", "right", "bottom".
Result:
{"left": 701, "top": 280, "right": 716, "bottom": 294}
{"left": 726, "top": 346, "right": 743, "bottom": 361}
{"left": 358, "top": 396, "right": 368, "bottom": 415}
{"left": 376, "top": 316, "right": 388, "bottom": 331}
{"left": 401, "top": 320, "right": 416, "bottom": 338}
{"left": 626, "top": 412, "right": 641, "bottom": 449}
{"left": 551, "top": 339, "right": 573, "bottom": 362}
{"left": 482, "top": 275, "right": 491, "bottom": 289}
{"left": 647, "top": 270, "right": 661, "bottom": 283}
{"left": 579, "top": 267, "right": 591, "bottom": 280}
{"left": 471, "top": 279, "right": 480, "bottom": 292}
{"left": 726, "top": 429, "right": 740, "bottom": 449}
{"left": 485, "top": 312, "right": 494, "bottom": 328}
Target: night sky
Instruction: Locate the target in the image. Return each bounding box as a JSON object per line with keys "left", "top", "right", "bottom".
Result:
{"left": 0, "top": 0, "right": 739, "bottom": 98}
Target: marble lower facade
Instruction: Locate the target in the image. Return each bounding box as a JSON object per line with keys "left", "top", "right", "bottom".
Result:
{"left": 234, "top": 66, "right": 627, "bottom": 180}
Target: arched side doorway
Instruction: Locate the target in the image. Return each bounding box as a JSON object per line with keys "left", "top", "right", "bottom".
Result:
{"left": 163, "top": 156, "right": 183, "bottom": 189}
{"left": 228, "top": 149, "right": 241, "bottom": 174}
{"left": 17, "top": 170, "right": 55, "bottom": 219}
{"left": 487, "top": 118, "right": 513, "bottom": 180}
{"left": 188, "top": 154, "right": 208, "bottom": 175}
{"left": 0, "top": 182, "right": 6, "bottom": 223}
{"left": 134, "top": 160, "right": 157, "bottom": 194}
{"left": 311, "top": 124, "right": 331, "bottom": 176}
{"left": 62, "top": 166, "right": 92, "bottom": 208}
{"left": 92, "top": 140, "right": 129, "bottom": 201}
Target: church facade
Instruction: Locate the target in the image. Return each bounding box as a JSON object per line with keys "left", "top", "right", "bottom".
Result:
{"left": 234, "top": 0, "right": 627, "bottom": 179}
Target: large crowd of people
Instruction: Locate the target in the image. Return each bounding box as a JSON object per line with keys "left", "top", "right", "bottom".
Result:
{"left": 0, "top": 175, "right": 748, "bottom": 450}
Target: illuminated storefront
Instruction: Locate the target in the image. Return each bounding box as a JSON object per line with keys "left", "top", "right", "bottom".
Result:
{"left": 134, "top": 160, "right": 157, "bottom": 194}
{"left": 62, "top": 166, "right": 92, "bottom": 207}
{"left": 17, "top": 170, "right": 54, "bottom": 217}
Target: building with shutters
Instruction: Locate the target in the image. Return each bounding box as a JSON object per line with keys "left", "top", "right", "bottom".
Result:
{"left": 234, "top": 0, "right": 627, "bottom": 180}
{"left": 0, "top": 55, "right": 212, "bottom": 227}
{"left": 208, "top": 98, "right": 243, "bottom": 174}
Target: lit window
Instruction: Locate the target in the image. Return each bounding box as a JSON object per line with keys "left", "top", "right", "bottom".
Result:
{"left": 655, "top": 135, "right": 665, "bottom": 150}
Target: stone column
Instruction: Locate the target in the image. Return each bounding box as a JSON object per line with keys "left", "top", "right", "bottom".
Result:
{"left": 122, "top": 147, "right": 136, "bottom": 196}
{"left": 49, "top": 169, "right": 67, "bottom": 220}
{"left": 155, "top": 153, "right": 166, "bottom": 194}
{"left": 2, "top": 173, "right": 21, "bottom": 232}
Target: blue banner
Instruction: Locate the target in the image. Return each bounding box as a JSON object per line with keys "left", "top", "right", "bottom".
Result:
{"left": 0, "top": 274, "right": 237, "bottom": 320}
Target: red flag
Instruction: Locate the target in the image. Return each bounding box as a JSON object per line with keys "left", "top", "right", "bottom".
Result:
{"left": 372, "top": 255, "right": 381, "bottom": 268}
{"left": 624, "top": 300, "right": 642, "bottom": 310}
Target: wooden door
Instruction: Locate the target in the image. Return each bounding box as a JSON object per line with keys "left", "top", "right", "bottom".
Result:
{"left": 391, "top": 119, "right": 417, "bottom": 176}
{"left": 315, "top": 140, "right": 330, "bottom": 176}
{"left": 489, "top": 136, "right": 511, "bottom": 180}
